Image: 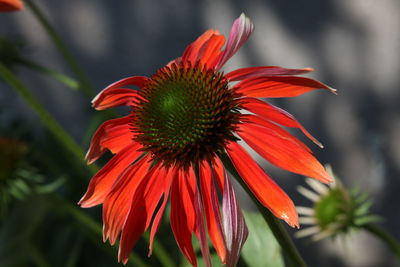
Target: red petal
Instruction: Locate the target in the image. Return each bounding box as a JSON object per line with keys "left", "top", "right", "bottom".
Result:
{"left": 242, "top": 97, "right": 323, "bottom": 147}
{"left": 194, "top": 175, "right": 212, "bottom": 267}
{"left": 85, "top": 116, "right": 136, "bottom": 164}
{"left": 148, "top": 166, "right": 176, "bottom": 256}
{"left": 79, "top": 143, "right": 142, "bottom": 208}
{"left": 170, "top": 168, "right": 197, "bottom": 266}
{"left": 0, "top": 0, "right": 23, "bottom": 12}
{"left": 215, "top": 13, "right": 254, "bottom": 70}
{"left": 182, "top": 29, "right": 221, "bottom": 66}
{"left": 222, "top": 172, "right": 248, "bottom": 267}
{"left": 226, "top": 66, "right": 313, "bottom": 81}
{"left": 118, "top": 164, "right": 166, "bottom": 264}
{"left": 197, "top": 34, "right": 225, "bottom": 69}
{"left": 199, "top": 161, "right": 226, "bottom": 263}
{"left": 102, "top": 154, "right": 152, "bottom": 245}
{"left": 92, "top": 76, "right": 148, "bottom": 110}
{"left": 238, "top": 122, "right": 333, "bottom": 183}
{"left": 226, "top": 141, "right": 299, "bottom": 227}
{"left": 212, "top": 157, "right": 225, "bottom": 192}
{"left": 242, "top": 114, "right": 312, "bottom": 153}
{"left": 234, "top": 76, "right": 336, "bottom": 98}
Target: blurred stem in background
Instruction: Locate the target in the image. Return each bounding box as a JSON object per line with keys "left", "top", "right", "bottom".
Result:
{"left": 363, "top": 223, "right": 400, "bottom": 261}
{"left": 24, "top": 0, "right": 96, "bottom": 98}
{"left": 16, "top": 57, "right": 80, "bottom": 90}
{"left": 0, "top": 62, "right": 97, "bottom": 175}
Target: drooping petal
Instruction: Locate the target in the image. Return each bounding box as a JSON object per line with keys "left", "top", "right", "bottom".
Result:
{"left": 0, "top": 0, "right": 23, "bottom": 12}
{"left": 242, "top": 97, "right": 323, "bottom": 147}
{"left": 238, "top": 122, "right": 333, "bottom": 183}
{"left": 193, "top": 178, "right": 212, "bottom": 267}
{"left": 102, "top": 154, "right": 152, "bottom": 245}
{"left": 170, "top": 168, "right": 197, "bottom": 266}
{"left": 215, "top": 13, "right": 254, "bottom": 70}
{"left": 182, "top": 29, "right": 221, "bottom": 66}
{"left": 92, "top": 76, "right": 148, "bottom": 110}
{"left": 148, "top": 166, "right": 176, "bottom": 256}
{"left": 226, "top": 66, "right": 313, "bottom": 81}
{"left": 85, "top": 116, "right": 136, "bottom": 164}
{"left": 212, "top": 157, "right": 225, "bottom": 192}
{"left": 242, "top": 114, "right": 312, "bottom": 153}
{"left": 222, "top": 172, "right": 248, "bottom": 267}
{"left": 79, "top": 143, "right": 142, "bottom": 208}
{"left": 199, "top": 161, "right": 226, "bottom": 263}
{"left": 234, "top": 76, "right": 336, "bottom": 98}
{"left": 226, "top": 141, "right": 299, "bottom": 227}
{"left": 118, "top": 164, "right": 166, "bottom": 264}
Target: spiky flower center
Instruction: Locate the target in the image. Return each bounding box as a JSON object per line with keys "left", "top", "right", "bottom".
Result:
{"left": 132, "top": 62, "right": 241, "bottom": 166}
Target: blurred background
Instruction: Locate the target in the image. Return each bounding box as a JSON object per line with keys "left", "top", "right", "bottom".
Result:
{"left": 1, "top": 0, "right": 399, "bottom": 266}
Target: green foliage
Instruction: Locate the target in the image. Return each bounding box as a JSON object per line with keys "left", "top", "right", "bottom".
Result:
{"left": 241, "top": 211, "right": 284, "bottom": 267}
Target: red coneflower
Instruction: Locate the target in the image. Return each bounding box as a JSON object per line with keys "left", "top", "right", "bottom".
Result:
{"left": 0, "top": 0, "right": 23, "bottom": 12}
{"left": 80, "top": 13, "right": 335, "bottom": 266}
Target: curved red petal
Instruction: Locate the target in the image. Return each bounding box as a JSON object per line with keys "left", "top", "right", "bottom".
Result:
{"left": 238, "top": 122, "right": 333, "bottom": 183}
{"left": 235, "top": 76, "right": 336, "bottom": 98}
{"left": 85, "top": 116, "right": 136, "bottom": 164}
{"left": 226, "top": 66, "right": 313, "bottom": 81}
{"left": 226, "top": 141, "right": 299, "bottom": 227}
{"left": 170, "top": 168, "right": 197, "bottom": 266}
{"left": 92, "top": 76, "right": 148, "bottom": 110}
{"left": 215, "top": 13, "right": 254, "bottom": 70}
{"left": 0, "top": 0, "right": 23, "bottom": 12}
{"left": 102, "top": 154, "right": 152, "bottom": 245}
{"left": 242, "top": 97, "right": 323, "bottom": 147}
{"left": 118, "top": 164, "right": 166, "bottom": 264}
{"left": 212, "top": 156, "right": 225, "bottom": 192}
{"left": 92, "top": 88, "right": 142, "bottom": 110}
{"left": 242, "top": 114, "right": 312, "bottom": 152}
{"left": 79, "top": 143, "right": 142, "bottom": 208}
{"left": 197, "top": 34, "right": 225, "bottom": 69}
{"left": 199, "top": 161, "right": 226, "bottom": 263}
{"left": 148, "top": 166, "right": 176, "bottom": 256}
{"left": 194, "top": 173, "right": 212, "bottom": 267}
{"left": 182, "top": 29, "right": 220, "bottom": 66}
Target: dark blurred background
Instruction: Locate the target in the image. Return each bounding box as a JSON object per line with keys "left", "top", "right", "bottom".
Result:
{"left": 1, "top": 0, "right": 399, "bottom": 266}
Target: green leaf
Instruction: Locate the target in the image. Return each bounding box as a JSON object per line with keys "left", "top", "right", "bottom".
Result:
{"left": 180, "top": 253, "right": 222, "bottom": 267}
{"left": 241, "top": 211, "right": 284, "bottom": 267}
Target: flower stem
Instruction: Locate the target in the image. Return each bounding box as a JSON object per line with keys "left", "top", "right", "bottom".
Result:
{"left": 362, "top": 223, "right": 400, "bottom": 262}
{"left": 0, "top": 63, "right": 97, "bottom": 175}
{"left": 220, "top": 153, "right": 307, "bottom": 267}
{"left": 17, "top": 58, "right": 80, "bottom": 90}
{"left": 24, "top": 0, "right": 96, "bottom": 98}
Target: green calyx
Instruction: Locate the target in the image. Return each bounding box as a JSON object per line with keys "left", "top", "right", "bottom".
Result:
{"left": 132, "top": 62, "right": 241, "bottom": 166}
{"left": 314, "top": 188, "right": 349, "bottom": 230}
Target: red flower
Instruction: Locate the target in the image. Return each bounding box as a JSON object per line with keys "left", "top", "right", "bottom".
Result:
{"left": 80, "top": 14, "right": 335, "bottom": 266}
{"left": 0, "top": 0, "right": 23, "bottom": 12}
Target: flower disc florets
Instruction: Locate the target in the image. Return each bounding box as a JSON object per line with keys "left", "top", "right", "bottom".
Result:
{"left": 132, "top": 62, "right": 242, "bottom": 167}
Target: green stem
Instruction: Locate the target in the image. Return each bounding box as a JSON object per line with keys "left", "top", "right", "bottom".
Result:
{"left": 0, "top": 63, "right": 97, "bottom": 175}
{"left": 362, "top": 223, "right": 400, "bottom": 261}
{"left": 24, "top": 0, "right": 95, "bottom": 98}
{"left": 17, "top": 58, "right": 80, "bottom": 90}
{"left": 143, "top": 233, "right": 176, "bottom": 267}
{"left": 220, "top": 153, "right": 307, "bottom": 267}
{"left": 29, "top": 243, "right": 51, "bottom": 267}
